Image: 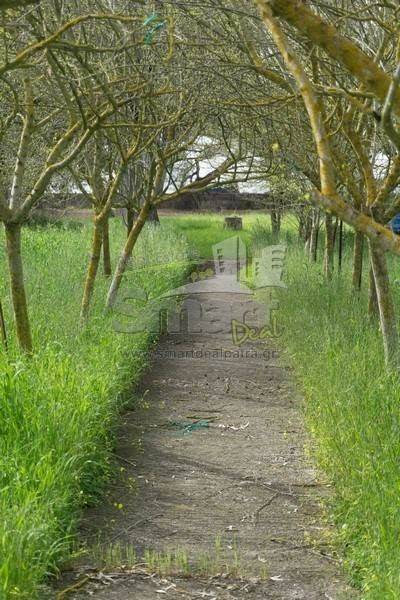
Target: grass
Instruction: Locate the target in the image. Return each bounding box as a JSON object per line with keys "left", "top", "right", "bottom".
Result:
{"left": 142, "top": 541, "right": 245, "bottom": 579}
{"left": 89, "top": 535, "right": 268, "bottom": 580}
{"left": 0, "top": 217, "right": 190, "bottom": 598}
{"left": 160, "top": 212, "right": 270, "bottom": 259}
{"left": 3, "top": 209, "right": 399, "bottom": 597}
{"left": 252, "top": 225, "right": 400, "bottom": 598}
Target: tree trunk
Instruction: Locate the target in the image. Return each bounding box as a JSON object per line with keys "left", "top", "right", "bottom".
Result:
{"left": 148, "top": 206, "right": 160, "bottom": 224}
{"left": 0, "top": 298, "right": 8, "bottom": 352}
{"left": 271, "top": 208, "right": 281, "bottom": 238}
{"left": 298, "top": 213, "right": 307, "bottom": 241}
{"left": 310, "top": 209, "right": 320, "bottom": 262}
{"left": 368, "top": 265, "right": 379, "bottom": 318}
{"left": 305, "top": 234, "right": 311, "bottom": 255}
{"left": 106, "top": 200, "right": 152, "bottom": 309}
{"left": 313, "top": 223, "right": 319, "bottom": 262}
{"left": 304, "top": 214, "right": 312, "bottom": 252}
{"left": 369, "top": 241, "right": 399, "bottom": 370}
{"left": 126, "top": 206, "right": 136, "bottom": 237}
{"left": 102, "top": 216, "right": 112, "bottom": 277}
{"left": 298, "top": 214, "right": 304, "bottom": 240}
{"left": 324, "top": 214, "right": 334, "bottom": 279}
{"left": 80, "top": 220, "right": 103, "bottom": 324}
{"left": 5, "top": 223, "right": 33, "bottom": 353}
{"left": 302, "top": 213, "right": 312, "bottom": 248}
{"left": 352, "top": 230, "right": 364, "bottom": 290}
{"left": 338, "top": 219, "right": 344, "bottom": 273}
{"left": 331, "top": 217, "right": 338, "bottom": 252}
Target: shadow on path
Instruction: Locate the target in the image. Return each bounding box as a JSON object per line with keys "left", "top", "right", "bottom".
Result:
{"left": 55, "top": 288, "right": 354, "bottom": 600}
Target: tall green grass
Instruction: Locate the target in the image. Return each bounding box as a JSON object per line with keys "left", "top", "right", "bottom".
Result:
{"left": 273, "top": 236, "right": 400, "bottom": 598}
{"left": 0, "top": 218, "right": 189, "bottom": 598}
{"left": 160, "top": 212, "right": 269, "bottom": 258}
{"left": 4, "top": 209, "right": 398, "bottom": 597}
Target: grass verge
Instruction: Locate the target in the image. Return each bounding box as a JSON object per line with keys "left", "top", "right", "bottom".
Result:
{"left": 276, "top": 237, "right": 400, "bottom": 598}
{"left": 0, "top": 218, "right": 189, "bottom": 598}
{"left": 160, "top": 212, "right": 269, "bottom": 259}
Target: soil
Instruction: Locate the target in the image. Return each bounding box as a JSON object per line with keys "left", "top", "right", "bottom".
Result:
{"left": 54, "top": 279, "right": 355, "bottom": 600}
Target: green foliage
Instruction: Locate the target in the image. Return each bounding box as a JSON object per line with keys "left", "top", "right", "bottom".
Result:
{"left": 249, "top": 216, "right": 298, "bottom": 249}
{"left": 26, "top": 213, "right": 84, "bottom": 231}
{"left": 162, "top": 212, "right": 269, "bottom": 259}
{"left": 274, "top": 239, "right": 400, "bottom": 598}
{"left": 0, "top": 219, "right": 189, "bottom": 598}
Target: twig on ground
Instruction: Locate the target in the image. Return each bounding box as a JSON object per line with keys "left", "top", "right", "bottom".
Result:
{"left": 115, "top": 454, "right": 137, "bottom": 468}
{"left": 56, "top": 576, "right": 90, "bottom": 599}
{"left": 253, "top": 493, "right": 279, "bottom": 524}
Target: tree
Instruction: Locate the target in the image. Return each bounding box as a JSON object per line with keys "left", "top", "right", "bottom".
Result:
{"left": 253, "top": 0, "right": 400, "bottom": 368}
{"left": 0, "top": 2, "right": 144, "bottom": 351}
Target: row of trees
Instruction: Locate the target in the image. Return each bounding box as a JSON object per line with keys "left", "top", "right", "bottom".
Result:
{"left": 1, "top": 0, "right": 400, "bottom": 370}
{"left": 247, "top": 0, "right": 400, "bottom": 368}
{"left": 0, "top": 1, "right": 268, "bottom": 352}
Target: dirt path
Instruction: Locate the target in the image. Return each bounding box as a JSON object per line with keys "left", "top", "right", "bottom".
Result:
{"left": 57, "top": 283, "right": 353, "bottom": 599}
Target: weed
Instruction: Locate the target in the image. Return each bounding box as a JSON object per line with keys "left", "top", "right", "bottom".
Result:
{"left": 260, "top": 232, "right": 400, "bottom": 598}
